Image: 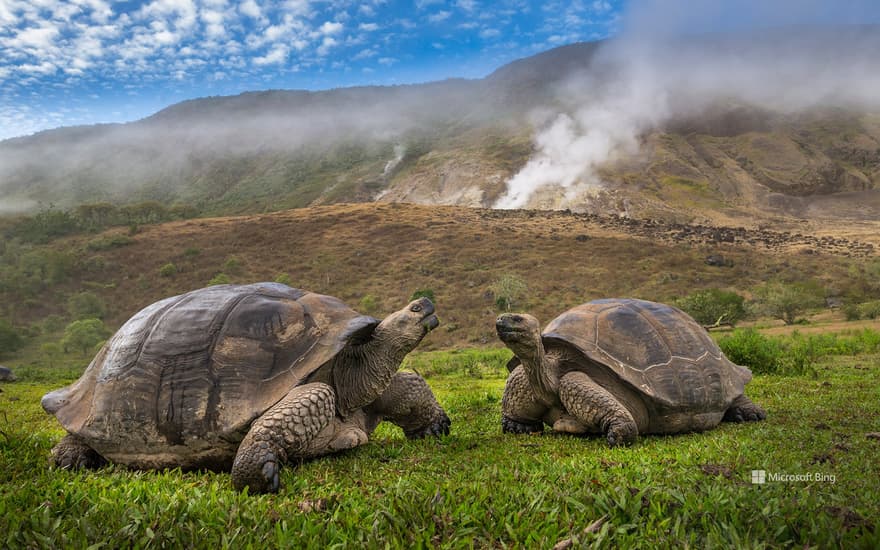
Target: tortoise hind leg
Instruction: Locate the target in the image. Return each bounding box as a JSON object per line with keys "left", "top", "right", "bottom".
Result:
{"left": 231, "top": 383, "right": 336, "bottom": 494}
{"left": 723, "top": 395, "right": 767, "bottom": 423}
{"left": 51, "top": 434, "right": 107, "bottom": 470}
{"left": 558, "top": 371, "right": 639, "bottom": 447}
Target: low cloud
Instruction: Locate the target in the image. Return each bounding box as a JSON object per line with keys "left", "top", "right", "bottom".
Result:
{"left": 495, "top": 0, "right": 880, "bottom": 209}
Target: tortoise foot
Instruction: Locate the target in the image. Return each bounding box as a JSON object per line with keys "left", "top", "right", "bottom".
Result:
{"left": 606, "top": 422, "right": 638, "bottom": 447}
{"left": 723, "top": 395, "right": 767, "bottom": 423}
{"left": 51, "top": 434, "right": 107, "bottom": 470}
{"left": 406, "top": 410, "right": 451, "bottom": 439}
{"left": 502, "top": 415, "right": 543, "bottom": 435}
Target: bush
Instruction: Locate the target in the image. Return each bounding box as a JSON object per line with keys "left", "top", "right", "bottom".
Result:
{"left": 223, "top": 256, "right": 243, "bottom": 275}
{"left": 67, "top": 291, "right": 106, "bottom": 320}
{"left": 0, "top": 319, "right": 24, "bottom": 357}
{"left": 208, "top": 273, "right": 230, "bottom": 286}
{"left": 358, "top": 294, "right": 379, "bottom": 315}
{"left": 717, "top": 329, "right": 784, "bottom": 375}
{"left": 751, "top": 281, "right": 825, "bottom": 325}
{"left": 274, "top": 273, "right": 292, "bottom": 285}
{"left": 410, "top": 289, "right": 436, "bottom": 302}
{"left": 491, "top": 274, "right": 528, "bottom": 312}
{"left": 676, "top": 289, "right": 746, "bottom": 327}
{"left": 858, "top": 300, "right": 880, "bottom": 320}
{"left": 61, "top": 318, "right": 110, "bottom": 356}
{"left": 159, "top": 263, "right": 178, "bottom": 277}
{"left": 85, "top": 234, "right": 134, "bottom": 251}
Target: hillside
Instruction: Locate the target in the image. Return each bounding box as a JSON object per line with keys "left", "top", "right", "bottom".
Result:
{"left": 2, "top": 29, "right": 879, "bottom": 225}
{"left": 3, "top": 203, "right": 877, "bottom": 351}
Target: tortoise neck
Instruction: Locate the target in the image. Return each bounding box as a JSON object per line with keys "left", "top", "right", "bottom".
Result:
{"left": 515, "top": 338, "right": 558, "bottom": 405}
{"left": 334, "top": 325, "right": 412, "bottom": 415}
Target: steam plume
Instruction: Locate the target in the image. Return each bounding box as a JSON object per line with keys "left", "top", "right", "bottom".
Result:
{"left": 495, "top": 0, "right": 880, "bottom": 209}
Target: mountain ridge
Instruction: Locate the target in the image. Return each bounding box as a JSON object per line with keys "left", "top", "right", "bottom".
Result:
{"left": 2, "top": 30, "right": 879, "bottom": 224}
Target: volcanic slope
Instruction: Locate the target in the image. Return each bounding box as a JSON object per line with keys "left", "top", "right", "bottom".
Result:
{"left": 35, "top": 203, "right": 879, "bottom": 350}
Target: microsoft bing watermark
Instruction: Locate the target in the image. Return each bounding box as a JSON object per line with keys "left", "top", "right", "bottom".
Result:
{"left": 751, "top": 470, "right": 836, "bottom": 484}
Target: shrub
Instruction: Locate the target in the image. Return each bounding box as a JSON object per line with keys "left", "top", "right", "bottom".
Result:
{"left": 410, "top": 289, "right": 436, "bottom": 302}
{"left": 358, "top": 294, "right": 379, "bottom": 315}
{"left": 86, "top": 234, "right": 134, "bottom": 251}
{"left": 274, "top": 273, "right": 292, "bottom": 285}
{"left": 858, "top": 300, "right": 880, "bottom": 320}
{"left": 159, "top": 263, "right": 178, "bottom": 277}
{"left": 676, "top": 288, "right": 746, "bottom": 327}
{"left": 751, "top": 281, "right": 825, "bottom": 325}
{"left": 0, "top": 319, "right": 24, "bottom": 357}
{"left": 223, "top": 256, "right": 243, "bottom": 274}
{"left": 491, "top": 274, "right": 528, "bottom": 312}
{"left": 717, "top": 329, "right": 784, "bottom": 375}
{"left": 208, "top": 273, "right": 230, "bottom": 286}
{"left": 67, "top": 291, "right": 106, "bottom": 320}
{"left": 61, "top": 318, "right": 110, "bottom": 356}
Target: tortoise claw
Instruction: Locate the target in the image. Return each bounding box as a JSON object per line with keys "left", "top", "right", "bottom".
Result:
{"left": 606, "top": 423, "right": 637, "bottom": 447}
{"left": 502, "top": 416, "right": 543, "bottom": 435}
{"left": 406, "top": 411, "right": 451, "bottom": 439}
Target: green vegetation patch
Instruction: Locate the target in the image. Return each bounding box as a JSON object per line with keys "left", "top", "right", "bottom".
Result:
{"left": 2, "top": 347, "right": 877, "bottom": 547}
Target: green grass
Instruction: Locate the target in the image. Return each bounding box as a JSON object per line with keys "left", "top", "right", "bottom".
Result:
{"left": 1, "top": 351, "right": 879, "bottom": 548}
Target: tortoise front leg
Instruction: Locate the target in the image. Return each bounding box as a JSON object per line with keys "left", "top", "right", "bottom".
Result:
{"left": 231, "top": 383, "right": 336, "bottom": 494}
{"left": 558, "top": 371, "right": 638, "bottom": 447}
{"left": 50, "top": 433, "right": 107, "bottom": 470}
{"left": 366, "top": 371, "right": 450, "bottom": 439}
{"left": 501, "top": 365, "right": 547, "bottom": 434}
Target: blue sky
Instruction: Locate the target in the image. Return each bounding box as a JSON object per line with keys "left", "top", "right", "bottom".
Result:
{"left": 0, "top": 0, "right": 623, "bottom": 140}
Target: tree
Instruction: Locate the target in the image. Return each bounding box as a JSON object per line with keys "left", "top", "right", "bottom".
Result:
{"left": 40, "top": 342, "right": 63, "bottom": 368}
{"left": 61, "top": 318, "right": 110, "bottom": 356}
{"left": 0, "top": 319, "right": 24, "bottom": 358}
{"left": 67, "top": 291, "right": 106, "bottom": 320}
{"left": 492, "top": 274, "right": 528, "bottom": 312}
{"left": 752, "top": 281, "right": 825, "bottom": 325}
{"left": 676, "top": 289, "right": 746, "bottom": 327}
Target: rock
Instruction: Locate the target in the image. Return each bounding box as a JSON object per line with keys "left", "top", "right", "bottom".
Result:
{"left": 0, "top": 366, "right": 16, "bottom": 382}
{"left": 704, "top": 254, "right": 732, "bottom": 267}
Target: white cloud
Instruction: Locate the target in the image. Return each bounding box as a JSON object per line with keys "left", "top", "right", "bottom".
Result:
{"left": 359, "top": 22, "right": 379, "bottom": 31}
{"left": 316, "top": 36, "right": 338, "bottom": 56}
{"left": 416, "top": 0, "right": 444, "bottom": 9}
{"left": 253, "top": 44, "right": 288, "bottom": 65}
{"left": 428, "top": 10, "right": 451, "bottom": 23}
{"left": 378, "top": 56, "right": 397, "bottom": 66}
{"left": 320, "top": 21, "right": 343, "bottom": 35}
{"left": 353, "top": 47, "right": 378, "bottom": 60}
{"left": 456, "top": 0, "right": 477, "bottom": 11}
{"left": 240, "top": 0, "right": 262, "bottom": 19}
{"left": 479, "top": 28, "right": 500, "bottom": 39}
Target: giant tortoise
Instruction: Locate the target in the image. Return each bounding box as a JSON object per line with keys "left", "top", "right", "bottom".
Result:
{"left": 496, "top": 298, "right": 765, "bottom": 446}
{"left": 43, "top": 283, "right": 449, "bottom": 493}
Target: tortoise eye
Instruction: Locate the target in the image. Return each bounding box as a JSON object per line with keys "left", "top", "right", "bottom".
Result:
{"left": 411, "top": 304, "right": 423, "bottom": 312}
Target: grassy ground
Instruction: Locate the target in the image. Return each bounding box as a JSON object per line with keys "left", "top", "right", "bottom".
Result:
{"left": 1, "top": 349, "right": 878, "bottom": 548}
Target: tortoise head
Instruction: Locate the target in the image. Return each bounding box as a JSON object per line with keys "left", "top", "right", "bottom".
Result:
{"left": 375, "top": 297, "right": 439, "bottom": 349}
{"left": 496, "top": 313, "right": 542, "bottom": 357}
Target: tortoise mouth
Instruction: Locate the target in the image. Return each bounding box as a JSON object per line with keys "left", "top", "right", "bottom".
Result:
{"left": 423, "top": 314, "right": 440, "bottom": 332}
{"left": 496, "top": 321, "right": 528, "bottom": 343}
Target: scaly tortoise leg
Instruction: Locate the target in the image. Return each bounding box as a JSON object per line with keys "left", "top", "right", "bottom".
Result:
{"left": 367, "top": 372, "right": 450, "bottom": 438}
{"left": 558, "top": 371, "right": 638, "bottom": 447}
{"left": 50, "top": 433, "right": 107, "bottom": 470}
{"left": 231, "top": 383, "right": 336, "bottom": 494}
{"left": 723, "top": 394, "right": 767, "bottom": 423}
{"left": 501, "top": 365, "right": 548, "bottom": 434}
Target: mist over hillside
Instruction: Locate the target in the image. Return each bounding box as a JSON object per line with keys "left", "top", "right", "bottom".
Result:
{"left": 2, "top": 20, "right": 880, "bottom": 223}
